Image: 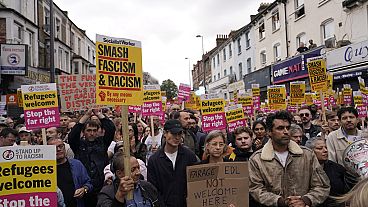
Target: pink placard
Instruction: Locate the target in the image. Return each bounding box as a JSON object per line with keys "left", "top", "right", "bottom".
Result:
{"left": 128, "top": 105, "right": 142, "bottom": 114}
{"left": 142, "top": 101, "right": 162, "bottom": 116}
{"left": 242, "top": 105, "right": 253, "bottom": 116}
{"left": 178, "top": 84, "right": 191, "bottom": 101}
{"left": 253, "top": 96, "right": 260, "bottom": 110}
{"left": 201, "top": 113, "right": 226, "bottom": 132}
{"left": 158, "top": 112, "right": 166, "bottom": 126}
{"left": 344, "top": 95, "right": 352, "bottom": 105}
{"left": 357, "top": 105, "right": 367, "bottom": 118}
{"left": 1, "top": 192, "right": 57, "bottom": 207}
{"left": 24, "top": 107, "right": 60, "bottom": 130}
{"left": 287, "top": 105, "right": 298, "bottom": 113}
{"left": 227, "top": 119, "right": 246, "bottom": 133}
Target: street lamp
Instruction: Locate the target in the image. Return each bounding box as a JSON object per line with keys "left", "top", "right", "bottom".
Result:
{"left": 185, "top": 57, "right": 191, "bottom": 90}
{"left": 196, "top": 35, "right": 205, "bottom": 93}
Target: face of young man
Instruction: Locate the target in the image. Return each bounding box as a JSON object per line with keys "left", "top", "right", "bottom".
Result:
{"left": 340, "top": 111, "right": 358, "bottom": 131}
{"left": 83, "top": 124, "right": 99, "bottom": 141}
{"left": 268, "top": 119, "right": 291, "bottom": 146}
{"left": 299, "top": 109, "right": 312, "bottom": 124}
{"left": 0, "top": 133, "right": 16, "bottom": 146}
{"left": 327, "top": 116, "right": 340, "bottom": 131}
{"left": 164, "top": 130, "right": 183, "bottom": 148}
{"left": 19, "top": 132, "right": 31, "bottom": 142}
{"left": 235, "top": 132, "right": 253, "bottom": 151}
{"left": 179, "top": 112, "right": 190, "bottom": 129}
{"left": 46, "top": 127, "right": 60, "bottom": 139}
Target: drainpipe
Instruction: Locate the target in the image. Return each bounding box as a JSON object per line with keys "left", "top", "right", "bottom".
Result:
{"left": 281, "top": 0, "right": 289, "bottom": 57}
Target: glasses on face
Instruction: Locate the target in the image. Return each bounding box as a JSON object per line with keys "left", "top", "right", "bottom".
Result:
{"left": 299, "top": 113, "right": 309, "bottom": 117}
{"left": 209, "top": 142, "right": 225, "bottom": 148}
{"left": 172, "top": 108, "right": 180, "bottom": 111}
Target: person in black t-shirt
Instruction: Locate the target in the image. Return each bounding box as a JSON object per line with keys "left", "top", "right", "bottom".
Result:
{"left": 48, "top": 137, "right": 93, "bottom": 207}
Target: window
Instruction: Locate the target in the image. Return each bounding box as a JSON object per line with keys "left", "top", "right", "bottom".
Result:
{"left": 56, "top": 18, "right": 61, "bottom": 39}
{"left": 229, "top": 44, "right": 232, "bottom": 57}
{"left": 321, "top": 19, "right": 334, "bottom": 40}
{"left": 218, "top": 73, "right": 220, "bottom": 79}
{"left": 88, "top": 46, "right": 91, "bottom": 61}
{"left": 295, "top": 0, "right": 305, "bottom": 19}
{"left": 237, "top": 38, "right": 241, "bottom": 54}
{"left": 217, "top": 54, "right": 220, "bottom": 65}
{"left": 230, "top": 66, "right": 233, "bottom": 75}
{"left": 273, "top": 43, "right": 281, "bottom": 61}
{"left": 260, "top": 51, "right": 266, "bottom": 66}
{"left": 25, "top": 30, "right": 34, "bottom": 66}
{"left": 74, "top": 62, "right": 79, "bottom": 74}
{"left": 239, "top": 63, "right": 243, "bottom": 79}
{"left": 65, "top": 51, "right": 70, "bottom": 73}
{"left": 224, "top": 93, "right": 228, "bottom": 100}
{"left": 58, "top": 48, "right": 63, "bottom": 69}
{"left": 77, "top": 38, "right": 81, "bottom": 54}
{"left": 224, "top": 69, "right": 227, "bottom": 76}
{"left": 272, "top": 10, "right": 280, "bottom": 31}
{"left": 214, "top": 75, "right": 216, "bottom": 81}
{"left": 245, "top": 32, "right": 250, "bottom": 48}
{"left": 259, "top": 20, "right": 265, "bottom": 40}
{"left": 296, "top": 33, "right": 307, "bottom": 49}
{"left": 44, "top": 7, "right": 50, "bottom": 33}
{"left": 70, "top": 32, "right": 75, "bottom": 50}
{"left": 13, "top": 22, "right": 22, "bottom": 42}
{"left": 223, "top": 48, "right": 226, "bottom": 61}
{"left": 246, "top": 58, "right": 251, "bottom": 74}
{"left": 213, "top": 57, "right": 216, "bottom": 68}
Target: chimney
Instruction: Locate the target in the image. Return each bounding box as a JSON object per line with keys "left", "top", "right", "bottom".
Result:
{"left": 216, "top": 34, "right": 228, "bottom": 46}
{"left": 257, "top": 3, "right": 270, "bottom": 13}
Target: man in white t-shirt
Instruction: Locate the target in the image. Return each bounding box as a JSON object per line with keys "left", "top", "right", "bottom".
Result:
{"left": 249, "top": 110, "right": 330, "bottom": 207}
{"left": 144, "top": 116, "right": 162, "bottom": 162}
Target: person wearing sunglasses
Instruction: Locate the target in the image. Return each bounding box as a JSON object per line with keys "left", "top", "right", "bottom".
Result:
{"left": 298, "top": 106, "right": 322, "bottom": 143}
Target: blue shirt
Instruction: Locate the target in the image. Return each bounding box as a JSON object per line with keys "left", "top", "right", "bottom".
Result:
{"left": 126, "top": 182, "right": 152, "bottom": 207}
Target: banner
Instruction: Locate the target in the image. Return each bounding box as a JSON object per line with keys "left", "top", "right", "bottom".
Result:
{"left": 178, "top": 83, "right": 191, "bottom": 102}
{"left": 307, "top": 57, "right": 328, "bottom": 92}
{"left": 57, "top": 74, "right": 97, "bottom": 111}
{"left": 200, "top": 94, "right": 226, "bottom": 132}
{"left": 0, "top": 145, "right": 57, "bottom": 206}
{"left": 267, "top": 85, "right": 287, "bottom": 110}
{"left": 252, "top": 84, "right": 260, "bottom": 111}
{"left": 290, "top": 81, "right": 305, "bottom": 105}
{"left": 21, "top": 83, "right": 60, "bottom": 130}
{"left": 187, "top": 162, "right": 249, "bottom": 207}
{"left": 0, "top": 44, "right": 28, "bottom": 75}
{"left": 343, "top": 85, "right": 353, "bottom": 106}
{"left": 95, "top": 34, "right": 143, "bottom": 105}
{"left": 225, "top": 104, "right": 246, "bottom": 132}
{"left": 142, "top": 85, "right": 162, "bottom": 116}
{"left": 237, "top": 93, "right": 253, "bottom": 116}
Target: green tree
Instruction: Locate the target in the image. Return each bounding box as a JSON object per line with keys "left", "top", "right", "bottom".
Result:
{"left": 161, "top": 79, "right": 178, "bottom": 100}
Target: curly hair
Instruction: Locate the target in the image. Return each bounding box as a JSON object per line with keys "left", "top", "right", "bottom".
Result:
{"left": 266, "top": 110, "right": 293, "bottom": 131}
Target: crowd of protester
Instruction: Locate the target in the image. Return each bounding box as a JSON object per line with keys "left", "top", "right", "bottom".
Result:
{"left": 1, "top": 103, "right": 368, "bottom": 207}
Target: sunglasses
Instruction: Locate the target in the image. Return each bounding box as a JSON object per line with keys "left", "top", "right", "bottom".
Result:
{"left": 299, "top": 113, "right": 309, "bottom": 117}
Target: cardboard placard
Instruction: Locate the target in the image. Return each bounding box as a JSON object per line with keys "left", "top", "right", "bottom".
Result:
{"left": 252, "top": 84, "right": 260, "bottom": 111}
{"left": 187, "top": 162, "right": 249, "bottom": 207}
{"left": 267, "top": 85, "right": 287, "bottom": 110}
{"left": 178, "top": 83, "right": 191, "bottom": 102}
{"left": 96, "top": 34, "right": 143, "bottom": 105}
{"left": 290, "top": 81, "right": 305, "bottom": 105}
{"left": 307, "top": 57, "right": 328, "bottom": 92}
{"left": 21, "top": 83, "right": 60, "bottom": 130}
{"left": 0, "top": 145, "right": 57, "bottom": 206}
{"left": 57, "top": 74, "right": 97, "bottom": 111}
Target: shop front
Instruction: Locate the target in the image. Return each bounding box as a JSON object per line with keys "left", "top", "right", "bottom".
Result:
{"left": 243, "top": 65, "right": 271, "bottom": 101}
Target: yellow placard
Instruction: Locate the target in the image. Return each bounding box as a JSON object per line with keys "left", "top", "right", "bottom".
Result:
{"left": 305, "top": 93, "right": 313, "bottom": 105}
{"left": 252, "top": 88, "right": 260, "bottom": 96}
{"left": 353, "top": 92, "right": 363, "bottom": 106}
{"left": 307, "top": 57, "right": 328, "bottom": 92}
{"left": 327, "top": 72, "right": 333, "bottom": 92}
{"left": 200, "top": 98, "right": 225, "bottom": 115}
{"left": 143, "top": 90, "right": 161, "bottom": 102}
{"left": 290, "top": 82, "right": 305, "bottom": 105}
{"left": 225, "top": 107, "right": 245, "bottom": 123}
{"left": 162, "top": 97, "right": 167, "bottom": 111}
{"left": 237, "top": 96, "right": 252, "bottom": 106}
{"left": 185, "top": 92, "right": 198, "bottom": 110}
{"left": 267, "top": 86, "right": 287, "bottom": 110}
{"left": 22, "top": 91, "right": 58, "bottom": 110}
{"left": 17, "top": 89, "right": 23, "bottom": 107}
{"left": 96, "top": 34, "right": 143, "bottom": 105}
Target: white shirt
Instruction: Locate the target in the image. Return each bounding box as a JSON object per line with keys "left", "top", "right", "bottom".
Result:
{"left": 165, "top": 151, "right": 178, "bottom": 170}
{"left": 145, "top": 131, "right": 163, "bottom": 162}
{"left": 275, "top": 151, "right": 289, "bottom": 167}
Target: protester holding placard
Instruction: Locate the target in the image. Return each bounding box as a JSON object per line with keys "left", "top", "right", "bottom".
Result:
{"left": 48, "top": 137, "right": 93, "bottom": 207}
{"left": 147, "top": 119, "right": 198, "bottom": 207}
{"left": 249, "top": 110, "right": 330, "bottom": 207}
{"left": 68, "top": 108, "right": 115, "bottom": 207}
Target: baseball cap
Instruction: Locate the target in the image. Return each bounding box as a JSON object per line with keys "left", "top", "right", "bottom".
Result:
{"left": 164, "top": 119, "right": 184, "bottom": 134}
{"left": 0, "top": 117, "right": 6, "bottom": 124}
{"left": 18, "top": 127, "right": 32, "bottom": 133}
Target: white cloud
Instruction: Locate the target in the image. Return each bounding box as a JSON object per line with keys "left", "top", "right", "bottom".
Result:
{"left": 54, "top": 0, "right": 273, "bottom": 85}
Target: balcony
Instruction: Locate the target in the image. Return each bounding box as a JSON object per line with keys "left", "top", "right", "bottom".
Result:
{"left": 343, "top": 0, "right": 368, "bottom": 11}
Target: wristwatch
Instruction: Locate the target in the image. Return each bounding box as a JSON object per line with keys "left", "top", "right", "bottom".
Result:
{"left": 83, "top": 186, "right": 88, "bottom": 194}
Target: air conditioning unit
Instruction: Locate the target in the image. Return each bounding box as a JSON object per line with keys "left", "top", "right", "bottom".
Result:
{"left": 324, "top": 37, "right": 336, "bottom": 48}
{"left": 337, "top": 40, "right": 351, "bottom": 48}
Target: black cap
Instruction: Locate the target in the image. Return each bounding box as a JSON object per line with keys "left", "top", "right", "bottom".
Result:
{"left": 164, "top": 119, "right": 184, "bottom": 134}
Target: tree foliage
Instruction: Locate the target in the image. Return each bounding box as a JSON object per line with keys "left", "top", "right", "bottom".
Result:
{"left": 160, "top": 79, "right": 178, "bottom": 100}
